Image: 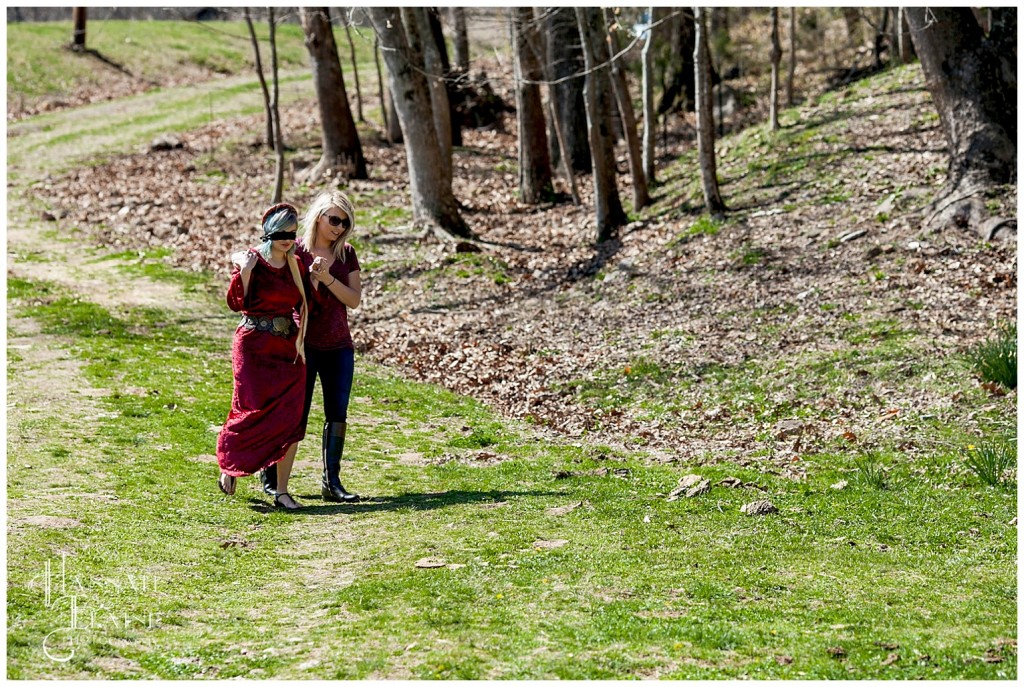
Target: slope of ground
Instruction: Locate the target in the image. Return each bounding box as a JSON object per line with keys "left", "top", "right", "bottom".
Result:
{"left": 34, "top": 64, "right": 1016, "bottom": 470}
{"left": 7, "top": 35, "right": 1016, "bottom": 681}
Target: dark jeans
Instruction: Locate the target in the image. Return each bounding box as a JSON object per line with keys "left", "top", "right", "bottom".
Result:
{"left": 302, "top": 347, "right": 354, "bottom": 432}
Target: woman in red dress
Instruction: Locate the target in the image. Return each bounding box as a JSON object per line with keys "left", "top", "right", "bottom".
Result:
{"left": 216, "top": 203, "right": 309, "bottom": 510}
{"left": 259, "top": 190, "right": 363, "bottom": 502}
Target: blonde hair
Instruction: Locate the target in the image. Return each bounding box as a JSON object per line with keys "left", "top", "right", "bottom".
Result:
{"left": 301, "top": 190, "right": 356, "bottom": 261}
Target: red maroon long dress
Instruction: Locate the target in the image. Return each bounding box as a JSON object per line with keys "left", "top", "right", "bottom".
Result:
{"left": 216, "top": 250, "right": 307, "bottom": 477}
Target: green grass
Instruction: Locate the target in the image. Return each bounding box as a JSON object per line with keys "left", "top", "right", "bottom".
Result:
{"left": 7, "top": 20, "right": 325, "bottom": 101}
{"left": 967, "top": 322, "right": 1017, "bottom": 389}
{"left": 962, "top": 441, "right": 1017, "bottom": 488}
{"left": 8, "top": 268, "right": 1017, "bottom": 678}
{"left": 6, "top": 51, "right": 1016, "bottom": 680}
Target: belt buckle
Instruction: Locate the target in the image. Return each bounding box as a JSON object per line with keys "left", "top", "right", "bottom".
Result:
{"left": 272, "top": 316, "right": 291, "bottom": 335}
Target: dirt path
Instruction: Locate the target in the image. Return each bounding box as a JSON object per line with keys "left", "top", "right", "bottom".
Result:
{"left": 7, "top": 68, "right": 308, "bottom": 181}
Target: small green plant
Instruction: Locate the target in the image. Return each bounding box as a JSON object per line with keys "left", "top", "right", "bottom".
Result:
{"left": 854, "top": 450, "right": 889, "bottom": 490}
{"left": 962, "top": 441, "right": 1016, "bottom": 487}
{"left": 968, "top": 322, "right": 1017, "bottom": 389}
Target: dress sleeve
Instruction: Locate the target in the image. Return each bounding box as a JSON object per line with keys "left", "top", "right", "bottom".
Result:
{"left": 226, "top": 266, "right": 248, "bottom": 312}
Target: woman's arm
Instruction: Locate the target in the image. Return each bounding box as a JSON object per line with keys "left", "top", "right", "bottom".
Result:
{"left": 322, "top": 269, "right": 361, "bottom": 309}
{"left": 226, "top": 250, "right": 258, "bottom": 310}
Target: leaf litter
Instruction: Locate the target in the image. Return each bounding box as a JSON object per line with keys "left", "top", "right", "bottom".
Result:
{"left": 32, "top": 66, "right": 1016, "bottom": 476}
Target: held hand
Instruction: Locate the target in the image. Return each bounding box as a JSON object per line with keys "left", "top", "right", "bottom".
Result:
{"left": 310, "top": 256, "right": 331, "bottom": 287}
{"left": 232, "top": 250, "right": 258, "bottom": 273}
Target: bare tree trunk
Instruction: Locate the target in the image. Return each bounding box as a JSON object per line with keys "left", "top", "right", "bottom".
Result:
{"left": 905, "top": 7, "right": 1015, "bottom": 237}
{"left": 769, "top": 8, "right": 782, "bottom": 130}
{"left": 843, "top": 8, "right": 862, "bottom": 48}
{"left": 872, "top": 7, "right": 889, "bottom": 68}
{"left": 407, "top": 7, "right": 452, "bottom": 181}
{"left": 385, "top": 88, "right": 403, "bottom": 144}
{"left": 604, "top": 7, "right": 650, "bottom": 210}
{"left": 300, "top": 7, "right": 367, "bottom": 180}
{"left": 511, "top": 8, "right": 553, "bottom": 204}
{"left": 787, "top": 7, "right": 796, "bottom": 106}
{"left": 576, "top": 6, "right": 627, "bottom": 242}
{"left": 244, "top": 9, "right": 274, "bottom": 148}
{"left": 425, "top": 9, "right": 461, "bottom": 147}
{"left": 343, "top": 20, "right": 364, "bottom": 122}
{"left": 896, "top": 8, "right": 915, "bottom": 64}
{"left": 658, "top": 9, "right": 699, "bottom": 114}
{"left": 269, "top": 8, "right": 285, "bottom": 203}
{"left": 546, "top": 95, "right": 581, "bottom": 205}
{"left": 451, "top": 7, "right": 470, "bottom": 72}
{"left": 641, "top": 6, "right": 657, "bottom": 184}
{"left": 694, "top": 7, "right": 726, "bottom": 216}
{"left": 547, "top": 7, "right": 592, "bottom": 174}
{"left": 368, "top": 7, "right": 469, "bottom": 238}
{"left": 887, "top": 8, "right": 901, "bottom": 65}
{"left": 71, "top": 7, "right": 87, "bottom": 50}
{"left": 374, "top": 35, "right": 389, "bottom": 138}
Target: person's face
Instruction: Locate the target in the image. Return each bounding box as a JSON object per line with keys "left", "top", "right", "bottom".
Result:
{"left": 317, "top": 207, "right": 351, "bottom": 244}
{"left": 267, "top": 224, "right": 297, "bottom": 252}
{"left": 272, "top": 236, "right": 295, "bottom": 252}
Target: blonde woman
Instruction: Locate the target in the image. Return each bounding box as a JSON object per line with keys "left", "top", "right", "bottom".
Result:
{"left": 259, "top": 191, "right": 362, "bottom": 502}
{"left": 217, "top": 203, "right": 309, "bottom": 510}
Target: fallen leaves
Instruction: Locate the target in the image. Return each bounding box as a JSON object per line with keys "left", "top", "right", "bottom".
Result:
{"left": 740, "top": 500, "right": 779, "bottom": 516}
{"left": 30, "top": 70, "right": 1015, "bottom": 475}
{"left": 667, "top": 475, "right": 711, "bottom": 501}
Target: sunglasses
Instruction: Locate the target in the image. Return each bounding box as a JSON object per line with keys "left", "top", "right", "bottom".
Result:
{"left": 265, "top": 231, "right": 297, "bottom": 242}
{"left": 324, "top": 214, "right": 351, "bottom": 230}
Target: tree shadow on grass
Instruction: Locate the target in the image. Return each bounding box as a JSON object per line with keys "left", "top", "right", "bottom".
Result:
{"left": 67, "top": 45, "right": 137, "bottom": 79}
{"left": 245, "top": 488, "right": 564, "bottom": 515}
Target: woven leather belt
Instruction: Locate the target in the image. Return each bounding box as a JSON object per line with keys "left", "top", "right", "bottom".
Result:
{"left": 239, "top": 314, "right": 296, "bottom": 338}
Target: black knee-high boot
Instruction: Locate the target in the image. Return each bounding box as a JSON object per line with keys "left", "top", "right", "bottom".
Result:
{"left": 259, "top": 463, "right": 278, "bottom": 495}
{"left": 322, "top": 421, "right": 359, "bottom": 503}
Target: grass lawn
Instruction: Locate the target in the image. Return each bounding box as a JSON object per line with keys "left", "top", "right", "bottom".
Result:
{"left": 6, "top": 24, "right": 1016, "bottom": 678}
{"left": 6, "top": 265, "right": 1017, "bottom": 678}
{"left": 7, "top": 19, "right": 376, "bottom": 101}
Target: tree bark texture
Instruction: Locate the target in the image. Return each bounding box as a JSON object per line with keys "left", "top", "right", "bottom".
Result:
{"left": 604, "top": 7, "right": 650, "bottom": 210}
{"left": 896, "top": 8, "right": 916, "bottom": 64}
{"left": 374, "top": 36, "right": 392, "bottom": 140}
{"left": 368, "top": 7, "right": 469, "bottom": 237}
{"left": 71, "top": 7, "right": 87, "bottom": 49}
{"left": 547, "top": 7, "right": 592, "bottom": 174}
{"left": 406, "top": 7, "right": 453, "bottom": 181}
{"left": 786, "top": 7, "right": 796, "bottom": 106}
{"left": 451, "top": 7, "right": 470, "bottom": 71}
{"left": 426, "top": 8, "right": 462, "bottom": 147}
{"left": 575, "top": 6, "right": 627, "bottom": 242}
{"left": 694, "top": 7, "right": 725, "bottom": 216}
{"left": 300, "top": 7, "right": 367, "bottom": 180}
{"left": 905, "top": 7, "right": 1015, "bottom": 189}
{"left": 511, "top": 7, "right": 553, "bottom": 204}
{"left": 343, "top": 21, "right": 363, "bottom": 122}
{"left": 658, "top": 9, "right": 698, "bottom": 114}
{"left": 769, "top": 8, "right": 782, "bottom": 131}
{"left": 641, "top": 6, "right": 657, "bottom": 184}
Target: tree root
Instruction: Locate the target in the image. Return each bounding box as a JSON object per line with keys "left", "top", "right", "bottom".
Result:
{"left": 923, "top": 179, "right": 1016, "bottom": 242}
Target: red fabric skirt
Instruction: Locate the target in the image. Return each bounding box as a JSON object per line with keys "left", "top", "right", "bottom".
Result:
{"left": 216, "top": 324, "right": 306, "bottom": 476}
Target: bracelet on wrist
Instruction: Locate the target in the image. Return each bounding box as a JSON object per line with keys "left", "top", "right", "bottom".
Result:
{"left": 328, "top": 277, "right": 337, "bottom": 287}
